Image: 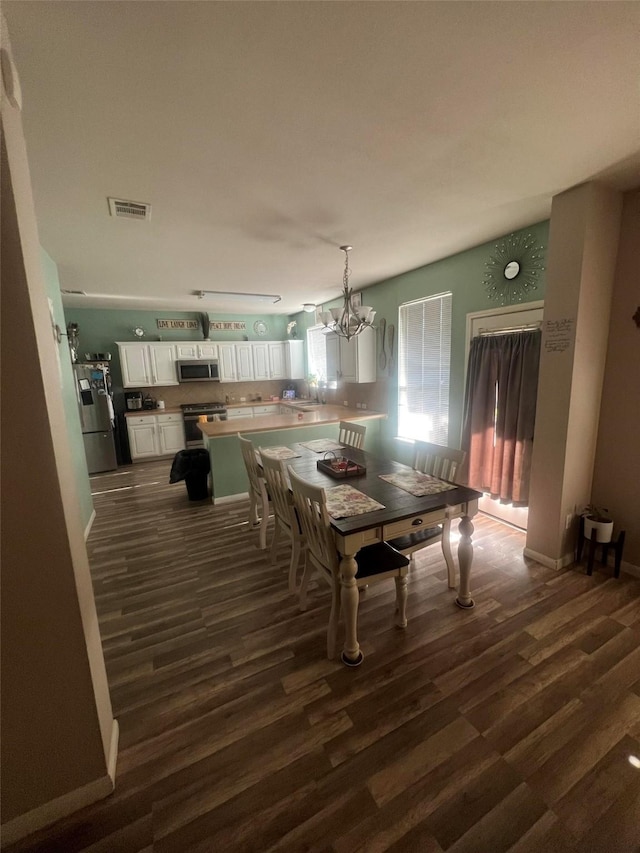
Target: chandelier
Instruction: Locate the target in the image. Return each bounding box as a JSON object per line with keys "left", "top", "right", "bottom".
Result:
{"left": 320, "top": 246, "right": 375, "bottom": 341}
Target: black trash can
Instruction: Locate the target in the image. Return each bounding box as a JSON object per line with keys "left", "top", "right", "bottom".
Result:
{"left": 169, "top": 448, "right": 211, "bottom": 501}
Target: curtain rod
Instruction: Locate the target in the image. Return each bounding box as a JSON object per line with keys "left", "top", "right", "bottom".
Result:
{"left": 478, "top": 322, "right": 541, "bottom": 336}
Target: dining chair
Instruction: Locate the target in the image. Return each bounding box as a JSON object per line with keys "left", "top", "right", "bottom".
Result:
{"left": 288, "top": 467, "right": 410, "bottom": 661}
{"left": 338, "top": 421, "right": 366, "bottom": 450}
{"left": 238, "top": 433, "right": 270, "bottom": 549}
{"left": 259, "top": 451, "right": 305, "bottom": 593}
{"left": 388, "top": 441, "right": 467, "bottom": 588}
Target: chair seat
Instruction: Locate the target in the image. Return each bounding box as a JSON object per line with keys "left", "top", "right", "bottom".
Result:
{"left": 354, "top": 541, "right": 410, "bottom": 579}
{"left": 388, "top": 525, "right": 442, "bottom": 553}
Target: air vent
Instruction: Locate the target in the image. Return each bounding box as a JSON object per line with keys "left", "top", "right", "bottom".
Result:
{"left": 61, "top": 289, "right": 87, "bottom": 295}
{"left": 108, "top": 197, "right": 151, "bottom": 221}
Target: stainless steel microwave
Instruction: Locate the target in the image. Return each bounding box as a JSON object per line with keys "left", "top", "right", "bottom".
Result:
{"left": 177, "top": 360, "right": 220, "bottom": 382}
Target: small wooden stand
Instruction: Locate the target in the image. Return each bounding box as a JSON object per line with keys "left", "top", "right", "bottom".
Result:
{"left": 576, "top": 516, "right": 625, "bottom": 578}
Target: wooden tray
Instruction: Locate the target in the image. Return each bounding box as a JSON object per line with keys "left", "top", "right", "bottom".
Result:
{"left": 317, "top": 456, "right": 366, "bottom": 479}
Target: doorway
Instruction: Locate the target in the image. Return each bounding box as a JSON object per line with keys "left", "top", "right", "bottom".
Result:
{"left": 464, "top": 302, "right": 544, "bottom": 530}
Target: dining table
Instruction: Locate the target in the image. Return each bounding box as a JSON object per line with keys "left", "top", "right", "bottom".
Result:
{"left": 260, "top": 442, "right": 483, "bottom": 667}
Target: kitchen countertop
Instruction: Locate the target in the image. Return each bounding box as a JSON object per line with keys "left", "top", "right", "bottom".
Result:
{"left": 124, "top": 407, "right": 183, "bottom": 417}
{"left": 199, "top": 405, "right": 385, "bottom": 438}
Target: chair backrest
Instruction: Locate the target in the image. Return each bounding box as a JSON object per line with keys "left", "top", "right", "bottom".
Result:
{"left": 413, "top": 441, "right": 467, "bottom": 482}
{"left": 288, "top": 467, "right": 338, "bottom": 575}
{"left": 259, "top": 451, "right": 294, "bottom": 531}
{"left": 238, "top": 433, "right": 267, "bottom": 502}
{"left": 338, "top": 421, "right": 366, "bottom": 450}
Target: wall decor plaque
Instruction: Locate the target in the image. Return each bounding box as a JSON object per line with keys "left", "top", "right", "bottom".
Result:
{"left": 156, "top": 319, "right": 200, "bottom": 330}
{"left": 156, "top": 319, "right": 247, "bottom": 331}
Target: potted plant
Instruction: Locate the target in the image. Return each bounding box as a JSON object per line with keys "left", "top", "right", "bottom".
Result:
{"left": 582, "top": 504, "right": 614, "bottom": 544}
{"left": 199, "top": 312, "right": 211, "bottom": 341}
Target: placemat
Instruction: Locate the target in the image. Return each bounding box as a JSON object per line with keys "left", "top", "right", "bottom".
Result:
{"left": 259, "top": 446, "right": 301, "bottom": 460}
{"left": 379, "top": 471, "right": 457, "bottom": 497}
{"left": 325, "top": 484, "right": 385, "bottom": 519}
{"left": 299, "top": 439, "right": 345, "bottom": 452}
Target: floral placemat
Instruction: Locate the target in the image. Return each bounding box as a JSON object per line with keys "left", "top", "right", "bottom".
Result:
{"left": 379, "top": 471, "right": 457, "bottom": 497}
{"left": 325, "top": 485, "right": 385, "bottom": 519}
{"left": 299, "top": 439, "right": 345, "bottom": 452}
{"left": 259, "top": 446, "right": 301, "bottom": 460}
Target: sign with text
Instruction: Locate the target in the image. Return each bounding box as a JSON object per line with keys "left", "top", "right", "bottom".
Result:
{"left": 156, "top": 319, "right": 247, "bottom": 331}
{"left": 543, "top": 318, "right": 575, "bottom": 354}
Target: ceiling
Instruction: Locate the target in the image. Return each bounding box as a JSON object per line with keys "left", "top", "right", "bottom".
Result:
{"left": 5, "top": 1, "right": 640, "bottom": 315}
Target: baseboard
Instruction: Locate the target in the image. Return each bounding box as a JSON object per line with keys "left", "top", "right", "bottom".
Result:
{"left": 523, "top": 547, "right": 575, "bottom": 570}
{"left": 214, "top": 491, "right": 249, "bottom": 505}
{"left": 83, "top": 509, "right": 96, "bottom": 541}
{"left": 0, "top": 720, "right": 118, "bottom": 847}
{"left": 621, "top": 560, "right": 640, "bottom": 579}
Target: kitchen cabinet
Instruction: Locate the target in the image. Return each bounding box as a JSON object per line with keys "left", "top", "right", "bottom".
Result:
{"left": 127, "top": 413, "right": 185, "bottom": 460}
{"left": 252, "top": 343, "right": 270, "bottom": 381}
{"left": 325, "top": 326, "right": 376, "bottom": 384}
{"left": 175, "top": 343, "right": 219, "bottom": 360}
{"left": 217, "top": 344, "right": 238, "bottom": 382}
{"left": 252, "top": 342, "right": 288, "bottom": 381}
{"left": 117, "top": 343, "right": 178, "bottom": 387}
{"left": 226, "top": 407, "right": 249, "bottom": 420}
{"left": 283, "top": 340, "right": 305, "bottom": 380}
{"left": 253, "top": 404, "right": 278, "bottom": 416}
{"left": 236, "top": 343, "right": 254, "bottom": 381}
{"left": 267, "top": 343, "right": 286, "bottom": 380}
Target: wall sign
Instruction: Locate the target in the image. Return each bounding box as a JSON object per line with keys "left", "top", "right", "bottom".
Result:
{"left": 543, "top": 318, "right": 575, "bottom": 353}
{"left": 156, "top": 319, "right": 247, "bottom": 331}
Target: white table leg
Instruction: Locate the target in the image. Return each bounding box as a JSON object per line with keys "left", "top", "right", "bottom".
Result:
{"left": 441, "top": 511, "right": 456, "bottom": 589}
{"left": 339, "top": 551, "right": 363, "bottom": 666}
{"left": 456, "top": 515, "right": 475, "bottom": 609}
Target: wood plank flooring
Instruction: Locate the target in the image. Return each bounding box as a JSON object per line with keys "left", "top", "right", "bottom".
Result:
{"left": 7, "top": 460, "right": 640, "bottom": 852}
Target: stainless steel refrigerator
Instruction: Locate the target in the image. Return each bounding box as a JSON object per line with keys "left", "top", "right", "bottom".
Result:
{"left": 73, "top": 364, "right": 117, "bottom": 473}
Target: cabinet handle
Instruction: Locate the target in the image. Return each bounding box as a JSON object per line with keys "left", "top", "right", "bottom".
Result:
{"left": 412, "top": 518, "right": 423, "bottom": 526}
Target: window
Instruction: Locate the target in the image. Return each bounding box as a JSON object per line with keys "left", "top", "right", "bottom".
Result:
{"left": 306, "top": 325, "right": 328, "bottom": 382}
{"left": 398, "top": 292, "right": 452, "bottom": 444}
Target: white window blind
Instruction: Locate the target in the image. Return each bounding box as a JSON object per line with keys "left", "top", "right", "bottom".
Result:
{"left": 398, "top": 292, "right": 452, "bottom": 444}
{"left": 306, "top": 325, "right": 328, "bottom": 382}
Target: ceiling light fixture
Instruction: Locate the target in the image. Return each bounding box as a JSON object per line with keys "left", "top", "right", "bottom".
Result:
{"left": 320, "top": 246, "right": 375, "bottom": 341}
{"left": 302, "top": 303, "right": 316, "bottom": 313}
{"left": 195, "top": 290, "right": 281, "bottom": 304}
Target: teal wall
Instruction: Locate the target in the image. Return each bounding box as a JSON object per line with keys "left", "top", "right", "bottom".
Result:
{"left": 41, "top": 249, "right": 94, "bottom": 531}
{"left": 290, "top": 221, "right": 549, "bottom": 460}
{"left": 62, "top": 308, "right": 290, "bottom": 404}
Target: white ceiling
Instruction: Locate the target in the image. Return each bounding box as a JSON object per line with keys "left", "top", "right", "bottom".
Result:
{"left": 5, "top": 1, "right": 640, "bottom": 315}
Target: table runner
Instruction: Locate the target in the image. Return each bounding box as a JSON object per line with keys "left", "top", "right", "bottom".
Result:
{"left": 325, "top": 484, "right": 385, "bottom": 519}
{"left": 379, "top": 471, "right": 457, "bottom": 497}
{"left": 259, "top": 446, "right": 301, "bottom": 460}
{"left": 299, "top": 439, "right": 345, "bottom": 452}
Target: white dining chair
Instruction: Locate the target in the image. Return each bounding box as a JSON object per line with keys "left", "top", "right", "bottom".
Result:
{"left": 259, "top": 451, "right": 305, "bottom": 593}
{"left": 289, "top": 467, "right": 409, "bottom": 661}
{"left": 238, "top": 433, "right": 270, "bottom": 549}
{"left": 388, "top": 440, "right": 467, "bottom": 587}
{"left": 338, "top": 421, "right": 366, "bottom": 450}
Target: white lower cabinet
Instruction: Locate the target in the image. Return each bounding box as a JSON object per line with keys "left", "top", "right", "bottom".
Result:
{"left": 127, "top": 413, "right": 185, "bottom": 460}
{"left": 226, "top": 407, "right": 250, "bottom": 420}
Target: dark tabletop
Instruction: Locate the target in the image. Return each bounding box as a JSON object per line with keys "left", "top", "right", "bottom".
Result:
{"left": 282, "top": 445, "right": 483, "bottom": 536}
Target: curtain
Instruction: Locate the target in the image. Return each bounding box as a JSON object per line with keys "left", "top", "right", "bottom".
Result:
{"left": 461, "top": 330, "right": 541, "bottom": 505}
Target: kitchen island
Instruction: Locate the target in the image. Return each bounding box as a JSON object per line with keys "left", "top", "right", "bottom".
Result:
{"left": 199, "top": 405, "right": 386, "bottom": 502}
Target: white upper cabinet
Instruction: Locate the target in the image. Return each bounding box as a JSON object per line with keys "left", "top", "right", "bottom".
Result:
{"left": 175, "top": 343, "right": 218, "bottom": 359}
{"left": 236, "top": 343, "right": 254, "bottom": 381}
{"left": 268, "top": 342, "right": 286, "bottom": 379}
{"left": 252, "top": 343, "right": 270, "bottom": 381}
{"left": 324, "top": 326, "right": 376, "bottom": 384}
{"left": 118, "top": 343, "right": 178, "bottom": 387}
{"left": 148, "top": 344, "right": 178, "bottom": 385}
{"left": 283, "top": 340, "right": 305, "bottom": 380}
{"left": 217, "top": 344, "right": 238, "bottom": 382}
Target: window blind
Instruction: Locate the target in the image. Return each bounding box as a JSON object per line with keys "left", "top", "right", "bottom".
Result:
{"left": 398, "top": 292, "right": 452, "bottom": 444}
{"left": 306, "top": 325, "right": 328, "bottom": 382}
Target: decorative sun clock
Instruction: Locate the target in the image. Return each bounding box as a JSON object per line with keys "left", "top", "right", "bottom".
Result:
{"left": 483, "top": 232, "right": 545, "bottom": 305}
{"left": 253, "top": 320, "right": 268, "bottom": 336}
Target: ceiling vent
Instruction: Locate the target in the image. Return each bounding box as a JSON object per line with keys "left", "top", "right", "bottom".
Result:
{"left": 108, "top": 197, "right": 151, "bottom": 221}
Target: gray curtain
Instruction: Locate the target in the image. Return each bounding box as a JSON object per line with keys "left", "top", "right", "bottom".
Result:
{"left": 461, "top": 330, "right": 541, "bottom": 505}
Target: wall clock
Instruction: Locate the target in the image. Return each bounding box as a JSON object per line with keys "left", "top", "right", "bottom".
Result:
{"left": 483, "top": 232, "right": 546, "bottom": 305}
{"left": 253, "top": 320, "right": 268, "bottom": 337}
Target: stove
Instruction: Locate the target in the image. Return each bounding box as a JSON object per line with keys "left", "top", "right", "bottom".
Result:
{"left": 181, "top": 402, "right": 227, "bottom": 416}
{"left": 181, "top": 402, "right": 227, "bottom": 447}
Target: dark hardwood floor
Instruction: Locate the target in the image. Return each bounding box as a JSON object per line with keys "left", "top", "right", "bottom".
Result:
{"left": 8, "top": 460, "right": 640, "bottom": 852}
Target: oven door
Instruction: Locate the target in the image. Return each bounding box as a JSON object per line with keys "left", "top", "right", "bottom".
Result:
{"left": 183, "top": 413, "right": 224, "bottom": 447}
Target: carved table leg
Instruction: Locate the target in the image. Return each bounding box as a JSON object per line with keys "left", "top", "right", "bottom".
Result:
{"left": 456, "top": 515, "right": 475, "bottom": 609}
{"left": 441, "top": 512, "right": 456, "bottom": 589}
{"left": 339, "top": 552, "right": 363, "bottom": 666}
{"left": 395, "top": 575, "right": 408, "bottom": 628}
